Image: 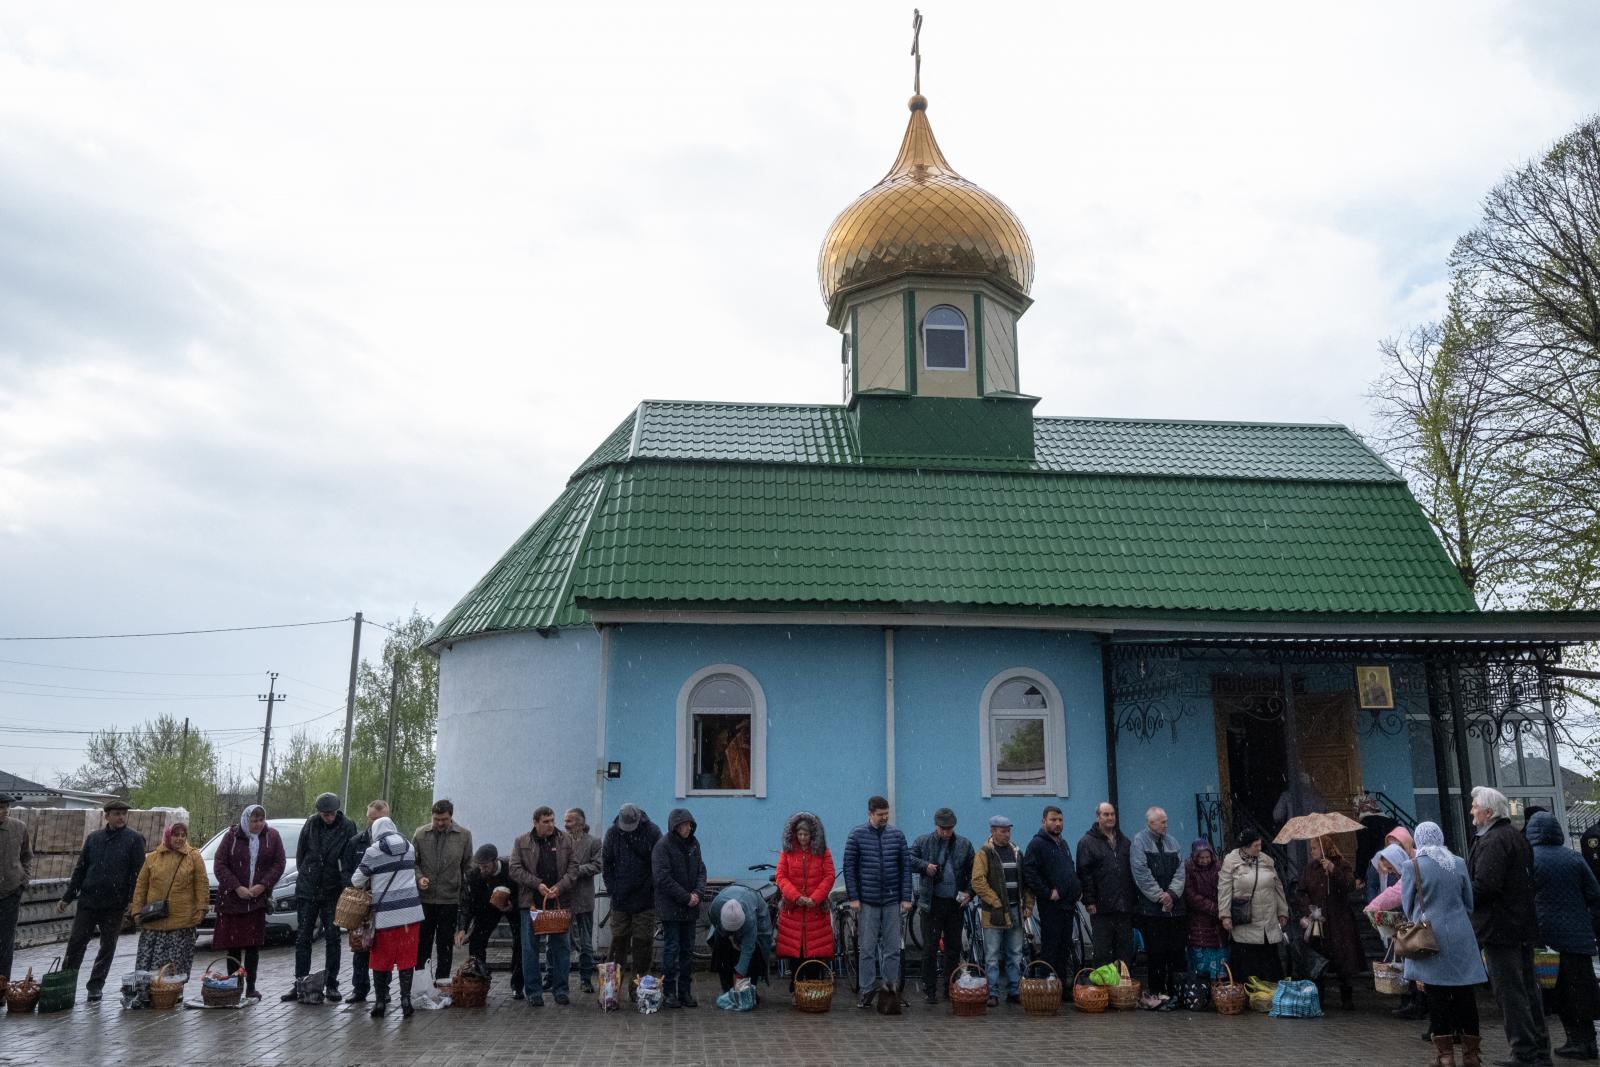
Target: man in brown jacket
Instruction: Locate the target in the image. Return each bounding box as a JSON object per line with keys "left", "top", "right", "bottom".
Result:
{"left": 0, "top": 793, "right": 33, "bottom": 981}
{"left": 510, "top": 806, "right": 576, "bottom": 1006}
{"left": 412, "top": 798, "right": 473, "bottom": 983}
{"left": 559, "top": 808, "right": 603, "bottom": 994}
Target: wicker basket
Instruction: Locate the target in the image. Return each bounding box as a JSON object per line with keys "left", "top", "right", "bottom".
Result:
{"left": 531, "top": 896, "right": 571, "bottom": 936}
{"left": 148, "top": 965, "right": 186, "bottom": 1011}
{"left": 1072, "top": 967, "right": 1109, "bottom": 1013}
{"left": 1103, "top": 960, "right": 1139, "bottom": 1010}
{"left": 5, "top": 969, "right": 39, "bottom": 1013}
{"left": 792, "top": 959, "right": 835, "bottom": 1014}
{"left": 949, "top": 963, "right": 989, "bottom": 1017}
{"left": 200, "top": 957, "right": 245, "bottom": 1007}
{"left": 450, "top": 971, "right": 489, "bottom": 1009}
{"left": 1018, "top": 960, "right": 1061, "bottom": 1016}
{"left": 334, "top": 886, "right": 371, "bottom": 930}
{"left": 1211, "top": 964, "right": 1246, "bottom": 1016}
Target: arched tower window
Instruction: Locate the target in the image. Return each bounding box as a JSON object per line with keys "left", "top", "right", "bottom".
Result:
{"left": 675, "top": 664, "right": 767, "bottom": 797}
{"left": 923, "top": 304, "right": 968, "bottom": 371}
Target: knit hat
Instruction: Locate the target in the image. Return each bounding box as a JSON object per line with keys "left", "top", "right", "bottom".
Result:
{"left": 988, "top": 815, "right": 1013, "bottom": 829}
{"left": 934, "top": 807, "right": 957, "bottom": 828}
{"left": 474, "top": 843, "right": 499, "bottom": 863}
{"left": 314, "top": 792, "right": 340, "bottom": 814}
{"left": 617, "top": 804, "right": 643, "bottom": 832}
{"left": 720, "top": 899, "right": 747, "bottom": 931}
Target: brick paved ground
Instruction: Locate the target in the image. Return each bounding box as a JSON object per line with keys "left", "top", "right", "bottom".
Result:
{"left": 0, "top": 937, "right": 1559, "bottom": 1067}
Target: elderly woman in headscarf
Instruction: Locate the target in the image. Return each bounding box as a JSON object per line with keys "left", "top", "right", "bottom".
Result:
{"left": 1182, "top": 838, "right": 1226, "bottom": 978}
{"left": 1402, "top": 821, "right": 1486, "bottom": 1067}
{"left": 128, "top": 813, "right": 209, "bottom": 978}
{"left": 212, "top": 804, "right": 286, "bottom": 998}
{"left": 775, "top": 812, "right": 835, "bottom": 974}
{"left": 349, "top": 815, "right": 424, "bottom": 1017}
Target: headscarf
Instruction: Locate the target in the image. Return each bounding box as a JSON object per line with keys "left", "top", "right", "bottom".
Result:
{"left": 1189, "top": 838, "right": 1214, "bottom": 863}
{"left": 162, "top": 820, "right": 190, "bottom": 852}
{"left": 1385, "top": 825, "right": 1414, "bottom": 853}
{"left": 1371, "top": 842, "right": 1408, "bottom": 879}
{"left": 240, "top": 804, "right": 265, "bottom": 883}
{"left": 371, "top": 816, "right": 400, "bottom": 848}
{"left": 1412, "top": 821, "right": 1457, "bottom": 872}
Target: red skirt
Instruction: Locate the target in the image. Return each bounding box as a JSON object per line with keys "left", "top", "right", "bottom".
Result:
{"left": 211, "top": 910, "right": 266, "bottom": 951}
{"left": 369, "top": 922, "right": 420, "bottom": 972}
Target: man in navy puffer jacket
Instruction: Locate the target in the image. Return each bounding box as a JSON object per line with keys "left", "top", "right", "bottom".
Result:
{"left": 843, "top": 795, "right": 913, "bottom": 1007}
{"left": 1527, "top": 811, "right": 1600, "bottom": 1060}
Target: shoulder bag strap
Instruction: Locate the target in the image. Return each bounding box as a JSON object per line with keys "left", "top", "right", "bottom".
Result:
{"left": 159, "top": 851, "right": 184, "bottom": 902}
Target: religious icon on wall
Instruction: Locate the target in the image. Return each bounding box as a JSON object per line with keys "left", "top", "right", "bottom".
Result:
{"left": 1356, "top": 665, "right": 1394, "bottom": 709}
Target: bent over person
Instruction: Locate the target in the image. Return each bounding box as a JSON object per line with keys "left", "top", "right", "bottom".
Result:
{"left": 455, "top": 843, "right": 523, "bottom": 999}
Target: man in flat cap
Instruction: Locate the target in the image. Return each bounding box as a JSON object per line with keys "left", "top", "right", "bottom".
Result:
{"left": 601, "top": 803, "right": 662, "bottom": 999}
{"left": 908, "top": 807, "right": 973, "bottom": 1004}
{"left": 971, "top": 814, "right": 1033, "bottom": 1006}
{"left": 455, "top": 842, "right": 524, "bottom": 998}
{"left": 0, "top": 792, "right": 33, "bottom": 983}
{"left": 57, "top": 799, "right": 145, "bottom": 1002}
{"left": 284, "top": 792, "right": 357, "bottom": 1003}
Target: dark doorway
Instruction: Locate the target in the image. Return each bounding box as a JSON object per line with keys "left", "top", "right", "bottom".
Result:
{"left": 1213, "top": 675, "right": 1289, "bottom": 847}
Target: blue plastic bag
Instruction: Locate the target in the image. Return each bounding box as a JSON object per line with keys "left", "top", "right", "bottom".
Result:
{"left": 1268, "top": 978, "right": 1323, "bottom": 1018}
{"left": 716, "top": 982, "right": 756, "bottom": 1012}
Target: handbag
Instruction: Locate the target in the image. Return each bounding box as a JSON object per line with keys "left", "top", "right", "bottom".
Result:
{"left": 1392, "top": 857, "right": 1440, "bottom": 960}
{"left": 1229, "top": 860, "right": 1260, "bottom": 926}
{"left": 137, "top": 855, "right": 185, "bottom": 925}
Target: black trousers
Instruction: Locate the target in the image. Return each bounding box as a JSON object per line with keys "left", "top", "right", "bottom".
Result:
{"left": 1230, "top": 940, "right": 1283, "bottom": 983}
{"left": 1037, "top": 901, "right": 1074, "bottom": 986}
{"left": 226, "top": 947, "right": 261, "bottom": 993}
{"left": 921, "top": 896, "right": 965, "bottom": 997}
{"left": 466, "top": 908, "right": 523, "bottom": 994}
{"left": 1135, "top": 913, "right": 1185, "bottom": 995}
{"left": 1426, "top": 982, "right": 1481, "bottom": 1038}
{"left": 350, "top": 949, "right": 370, "bottom": 996}
{"left": 1089, "top": 911, "right": 1134, "bottom": 968}
{"left": 1556, "top": 952, "right": 1599, "bottom": 1048}
{"left": 294, "top": 896, "right": 341, "bottom": 984}
{"left": 63, "top": 905, "right": 123, "bottom": 992}
{"left": 417, "top": 902, "right": 458, "bottom": 980}
{"left": 0, "top": 887, "right": 20, "bottom": 980}
{"left": 1484, "top": 942, "right": 1553, "bottom": 1065}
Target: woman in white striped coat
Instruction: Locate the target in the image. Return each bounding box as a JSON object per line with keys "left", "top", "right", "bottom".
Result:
{"left": 350, "top": 816, "right": 424, "bottom": 1017}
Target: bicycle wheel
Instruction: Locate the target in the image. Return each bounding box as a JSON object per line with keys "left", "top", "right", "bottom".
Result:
{"left": 834, "top": 908, "right": 859, "bottom": 993}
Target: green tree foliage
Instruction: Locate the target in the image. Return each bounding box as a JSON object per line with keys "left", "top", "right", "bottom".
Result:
{"left": 62, "top": 713, "right": 229, "bottom": 839}
{"left": 341, "top": 611, "right": 438, "bottom": 833}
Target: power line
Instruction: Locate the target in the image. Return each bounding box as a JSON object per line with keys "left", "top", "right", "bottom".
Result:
{"left": 0, "top": 688, "right": 257, "bottom": 702}
{"left": 0, "top": 617, "right": 352, "bottom": 642}
{"left": 0, "top": 677, "right": 262, "bottom": 698}
{"left": 0, "top": 656, "right": 263, "bottom": 678}
{"left": 281, "top": 675, "right": 346, "bottom": 696}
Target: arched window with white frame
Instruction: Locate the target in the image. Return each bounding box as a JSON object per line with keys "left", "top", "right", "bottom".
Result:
{"left": 979, "top": 669, "right": 1067, "bottom": 798}
{"left": 675, "top": 664, "right": 767, "bottom": 798}
{"left": 922, "top": 304, "right": 968, "bottom": 370}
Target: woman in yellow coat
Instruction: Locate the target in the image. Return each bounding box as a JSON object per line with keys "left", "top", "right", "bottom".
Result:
{"left": 128, "top": 818, "right": 209, "bottom": 977}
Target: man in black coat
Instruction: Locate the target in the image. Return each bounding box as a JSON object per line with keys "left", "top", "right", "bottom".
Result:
{"left": 602, "top": 804, "right": 662, "bottom": 997}
{"left": 1024, "top": 804, "right": 1081, "bottom": 986}
{"left": 57, "top": 799, "right": 145, "bottom": 1001}
{"left": 907, "top": 807, "right": 974, "bottom": 1004}
{"left": 285, "top": 792, "right": 358, "bottom": 1003}
{"left": 1468, "top": 786, "right": 1551, "bottom": 1066}
{"left": 339, "top": 799, "right": 388, "bottom": 1003}
{"left": 454, "top": 843, "right": 523, "bottom": 998}
{"left": 1075, "top": 801, "right": 1135, "bottom": 968}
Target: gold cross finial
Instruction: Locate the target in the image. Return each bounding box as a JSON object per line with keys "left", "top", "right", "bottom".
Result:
{"left": 910, "top": 9, "right": 923, "bottom": 96}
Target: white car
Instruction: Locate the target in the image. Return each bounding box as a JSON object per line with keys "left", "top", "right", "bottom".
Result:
{"left": 198, "top": 818, "right": 306, "bottom": 944}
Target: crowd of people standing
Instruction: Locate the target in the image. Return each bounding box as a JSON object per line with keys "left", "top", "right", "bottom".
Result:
{"left": 0, "top": 784, "right": 1597, "bottom": 1066}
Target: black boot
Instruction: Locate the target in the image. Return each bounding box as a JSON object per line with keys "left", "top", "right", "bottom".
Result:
{"left": 1339, "top": 983, "right": 1354, "bottom": 1011}
{"left": 399, "top": 969, "right": 414, "bottom": 1018}
{"left": 370, "top": 971, "right": 390, "bottom": 1017}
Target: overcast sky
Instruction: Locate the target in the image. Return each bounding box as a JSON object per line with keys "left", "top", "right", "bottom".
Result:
{"left": 3, "top": 1, "right": 1598, "bottom": 788}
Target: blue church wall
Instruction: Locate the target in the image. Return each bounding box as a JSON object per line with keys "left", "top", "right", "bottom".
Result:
{"left": 435, "top": 628, "right": 602, "bottom": 855}
{"left": 890, "top": 628, "right": 1107, "bottom": 841}
{"left": 1113, "top": 699, "right": 1218, "bottom": 850}
{"left": 602, "top": 624, "right": 887, "bottom": 879}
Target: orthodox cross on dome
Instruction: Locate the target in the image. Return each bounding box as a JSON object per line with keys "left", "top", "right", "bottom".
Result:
{"left": 910, "top": 9, "right": 922, "bottom": 95}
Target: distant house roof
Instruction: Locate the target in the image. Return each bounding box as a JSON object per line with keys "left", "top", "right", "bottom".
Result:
{"left": 426, "top": 400, "right": 1507, "bottom": 647}
{"left": 0, "top": 770, "right": 58, "bottom": 801}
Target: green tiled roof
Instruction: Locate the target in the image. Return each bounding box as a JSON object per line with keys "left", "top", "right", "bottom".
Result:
{"left": 428, "top": 400, "right": 1468, "bottom": 646}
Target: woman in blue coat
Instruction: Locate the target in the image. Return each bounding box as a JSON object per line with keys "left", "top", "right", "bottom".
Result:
{"left": 1527, "top": 811, "right": 1600, "bottom": 1060}
{"left": 1402, "top": 821, "right": 1487, "bottom": 1067}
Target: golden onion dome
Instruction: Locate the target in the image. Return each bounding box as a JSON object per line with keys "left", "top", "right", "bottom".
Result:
{"left": 818, "top": 94, "right": 1035, "bottom": 310}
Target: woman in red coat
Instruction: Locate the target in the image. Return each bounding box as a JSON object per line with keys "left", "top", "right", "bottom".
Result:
{"left": 211, "top": 804, "right": 285, "bottom": 999}
{"left": 775, "top": 811, "right": 835, "bottom": 973}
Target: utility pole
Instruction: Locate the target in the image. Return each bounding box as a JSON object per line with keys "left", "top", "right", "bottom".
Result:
{"left": 256, "top": 672, "right": 286, "bottom": 806}
{"left": 178, "top": 717, "right": 191, "bottom": 795}
{"left": 338, "top": 612, "right": 363, "bottom": 804}
{"left": 381, "top": 652, "right": 403, "bottom": 803}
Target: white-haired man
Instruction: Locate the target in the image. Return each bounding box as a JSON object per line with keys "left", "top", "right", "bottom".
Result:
{"left": 1468, "top": 786, "right": 1551, "bottom": 1066}
{"left": 1129, "top": 805, "right": 1185, "bottom": 1003}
